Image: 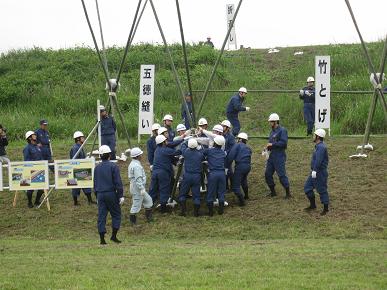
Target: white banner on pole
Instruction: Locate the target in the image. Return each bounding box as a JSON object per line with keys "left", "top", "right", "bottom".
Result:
{"left": 315, "top": 56, "right": 331, "bottom": 130}
{"left": 138, "top": 65, "right": 155, "bottom": 141}
{"left": 226, "top": 4, "right": 237, "bottom": 50}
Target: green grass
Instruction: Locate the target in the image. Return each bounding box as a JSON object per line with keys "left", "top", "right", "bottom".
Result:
{"left": 0, "top": 42, "right": 386, "bottom": 141}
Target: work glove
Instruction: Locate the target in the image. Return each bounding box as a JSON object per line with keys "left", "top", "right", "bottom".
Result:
{"left": 299, "top": 89, "right": 304, "bottom": 96}
{"left": 245, "top": 107, "right": 250, "bottom": 112}
{"left": 150, "top": 165, "right": 153, "bottom": 171}
{"left": 196, "top": 145, "right": 202, "bottom": 150}
{"left": 225, "top": 168, "right": 229, "bottom": 175}
{"left": 140, "top": 189, "right": 146, "bottom": 196}
{"left": 311, "top": 171, "right": 317, "bottom": 178}
{"left": 305, "top": 90, "right": 311, "bottom": 96}
{"left": 119, "top": 197, "right": 125, "bottom": 205}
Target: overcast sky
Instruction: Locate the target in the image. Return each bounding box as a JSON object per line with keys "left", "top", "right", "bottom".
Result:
{"left": 0, "top": 0, "right": 386, "bottom": 53}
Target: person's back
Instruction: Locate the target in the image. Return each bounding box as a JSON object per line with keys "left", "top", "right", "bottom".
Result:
{"left": 94, "top": 160, "right": 121, "bottom": 193}
{"left": 153, "top": 146, "right": 177, "bottom": 173}
{"left": 183, "top": 148, "right": 204, "bottom": 174}
{"left": 206, "top": 147, "right": 225, "bottom": 171}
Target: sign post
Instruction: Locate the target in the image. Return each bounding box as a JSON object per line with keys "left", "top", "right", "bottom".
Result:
{"left": 138, "top": 64, "right": 155, "bottom": 143}
{"left": 315, "top": 56, "right": 331, "bottom": 134}
{"left": 226, "top": 4, "right": 237, "bottom": 50}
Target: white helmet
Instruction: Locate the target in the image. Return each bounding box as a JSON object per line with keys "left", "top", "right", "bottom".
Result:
{"left": 214, "top": 135, "right": 225, "bottom": 146}
{"left": 239, "top": 87, "right": 247, "bottom": 93}
{"left": 198, "top": 118, "right": 208, "bottom": 126}
{"left": 314, "top": 128, "right": 326, "bottom": 138}
{"left": 25, "top": 131, "right": 35, "bottom": 140}
{"left": 151, "top": 123, "right": 161, "bottom": 131}
{"left": 221, "top": 120, "right": 231, "bottom": 128}
{"left": 188, "top": 138, "right": 198, "bottom": 149}
{"left": 268, "top": 113, "right": 280, "bottom": 122}
{"left": 212, "top": 124, "right": 223, "bottom": 133}
{"left": 307, "top": 76, "right": 315, "bottom": 83}
{"left": 163, "top": 114, "right": 173, "bottom": 121}
{"left": 158, "top": 127, "right": 168, "bottom": 135}
{"left": 237, "top": 132, "right": 248, "bottom": 140}
{"left": 176, "top": 124, "right": 187, "bottom": 132}
{"left": 99, "top": 145, "right": 111, "bottom": 154}
{"left": 73, "top": 131, "right": 84, "bottom": 139}
{"left": 130, "top": 147, "right": 143, "bottom": 158}
{"left": 99, "top": 105, "right": 106, "bottom": 111}
{"left": 156, "top": 135, "right": 167, "bottom": 145}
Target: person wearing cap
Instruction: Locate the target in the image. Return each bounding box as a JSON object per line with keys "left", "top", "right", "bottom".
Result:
{"left": 147, "top": 123, "right": 160, "bottom": 170}
{"left": 163, "top": 114, "right": 175, "bottom": 142}
{"left": 178, "top": 138, "right": 204, "bottom": 217}
{"left": 173, "top": 124, "right": 191, "bottom": 151}
{"left": 149, "top": 135, "right": 182, "bottom": 213}
{"left": 265, "top": 113, "right": 291, "bottom": 199}
{"left": 221, "top": 120, "right": 236, "bottom": 190}
{"left": 203, "top": 135, "right": 227, "bottom": 216}
{"left": 35, "top": 119, "right": 52, "bottom": 162}
{"left": 94, "top": 145, "right": 124, "bottom": 245}
{"left": 205, "top": 37, "right": 214, "bottom": 48}
{"left": 69, "top": 131, "right": 95, "bottom": 206}
{"left": 226, "top": 133, "right": 251, "bottom": 205}
{"left": 0, "top": 124, "right": 10, "bottom": 164}
{"left": 181, "top": 93, "right": 193, "bottom": 129}
{"left": 197, "top": 124, "right": 224, "bottom": 149}
{"left": 128, "top": 147, "right": 153, "bottom": 225}
{"left": 99, "top": 105, "right": 117, "bottom": 160}
{"left": 23, "top": 131, "right": 44, "bottom": 208}
{"left": 304, "top": 128, "right": 330, "bottom": 215}
{"left": 299, "top": 77, "right": 316, "bottom": 136}
{"left": 226, "top": 87, "right": 250, "bottom": 136}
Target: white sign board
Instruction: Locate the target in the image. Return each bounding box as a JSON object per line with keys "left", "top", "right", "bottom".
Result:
{"left": 226, "top": 4, "right": 237, "bottom": 50}
{"left": 315, "top": 56, "right": 331, "bottom": 130}
{"left": 138, "top": 65, "right": 155, "bottom": 140}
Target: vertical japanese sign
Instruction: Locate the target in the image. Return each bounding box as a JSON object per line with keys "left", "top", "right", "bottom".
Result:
{"left": 315, "top": 56, "right": 330, "bottom": 130}
{"left": 138, "top": 65, "right": 155, "bottom": 142}
{"left": 226, "top": 4, "right": 237, "bottom": 50}
{"left": 8, "top": 161, "right": 49, "bottom": 191}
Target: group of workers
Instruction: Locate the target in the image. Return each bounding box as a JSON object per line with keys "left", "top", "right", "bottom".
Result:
{"left": 0, "top": 76, "right": 331, "bottom": 245}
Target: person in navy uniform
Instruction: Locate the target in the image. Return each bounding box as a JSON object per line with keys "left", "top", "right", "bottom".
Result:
{"left": 23, "top": 131, "right": 44, "bottom": 208}
{"left": 299, "top": 76, "right": 316, "bottom": 136}
{"left": 149, "top": 135, "right": 181, "bottom": 213}
{"left": 221, "top": 120, "right": 236, "bottom": 190}
{"left": 178, "top": 138, "right": 204, "bottom": 217}
{"left": 99, "top": 105, "right": 117, "bottom": 160}
{"left": 203, "top": 135, "right": 227, "bottom": 216}
{"left": 162, "top": 114, "right": 175, "bottom": 142}
{"left": 226, "top": 132, "right": 252, "bottom": 205}
{"left": 69, "top": 131, "right": 96, "bottom": 206}
{"left": 181, "top": 93, "right": 193, "bottom": 129}
{"left": 304, "top": 129, "right": 330, "bottom": 215}
{"left": 146, "top": 123, "right": 161, "bottom": 171}
{"left": 0, "top": 124, "right": 10, "bottom": 164}
{"left": 205, "top": 37, "right": 214, "bottom": 48}
{"left": 226, "top": 87, "right": 250, "bottom": 136}
{"left": 35, "top": 119, "right": 52, "bottom": 161}
{"left": 94, "top": 145, "right": 124, "bottom": 245}
{"left": 264, "top": 113, "right": 292, "bottom": 199}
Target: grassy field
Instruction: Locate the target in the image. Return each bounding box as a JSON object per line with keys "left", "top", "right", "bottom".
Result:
{"left": 0, "top": 136, "right": 386, "bottom": 289}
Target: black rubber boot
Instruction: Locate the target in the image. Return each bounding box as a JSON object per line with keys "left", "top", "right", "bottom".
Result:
{"left": 267, "top": 185, "right": 277, "bottom": 197}
{"left": 99, "top": 232, "right": 107, "bottom": 245}
{"left": 110, "top": 228, "right": 121, "bottom": 243}
{"left": 160, "top": 203, "right": 168, "bottom": 214}
{"left": 284, "top": 187, "right": 292, "bottom": 199}
{"left": 129, "top": 214, "right": 137, "bottom": 226}
{"left": 34, "top": 191, "right": 43, "bottom": 206}
{"left": 145, "top": 209, "right": 153, "bottom": 222}
{"left": 237, "top": 194, "right": 245, "bottom": 207}
{"left": 27, "top": 191, "right": 33, "bottom": 208}
{"left": 193, "top": 204, "right": 200, "bottom": 217}
{"left": 207, "top": 203, "right": 214, "bottom": 217}
{"left": 73, "top": 196, "right": 79, "bottom": 206}
{"left": 86, "top": 194, "right": 96, "bottom": 205}
{"left": 320, "top": 204, "right": 329, "bottom": 216}
{"left": 243, "top": 187, "right": 249, "bottom": 200}
{"left": 304, "top": 196, "right": 317, "bottom": 211}
{"left": 218, "top": 202, "right": 225, "bottom": 215}
{"left": 179, "top": 201, "right": 187, "bottom": 217}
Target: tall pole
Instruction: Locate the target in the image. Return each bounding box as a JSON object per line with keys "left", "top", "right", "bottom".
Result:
{"left": 196, "top": 0, "right": 243, "bottom": 119}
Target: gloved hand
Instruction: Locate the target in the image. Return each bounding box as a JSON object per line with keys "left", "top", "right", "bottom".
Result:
{"left": 196, "top": 145, "right": 202, "bottom": 150}
{"left": 246, "top": 107, "right": 250, "bottom": 112}
{"left": 183, "top": 129, "right": 192, "bottom": 137}
{"left": 311, "top": 171, "right": 317, "bottom": 178}
{"left": 140, "top": 189, "right": 146, "bottom": 196}
{"left": 119, "top": 197, "right": 125, "bottom": 205}
{"left": 225, "top": 168, "right": 229, "bottom": 175}
{"left": 150, "top": 165, "right": 153, "bottom": 171}
{"left": 305, "top": 90, "right": 311, "bottom": 96}
{"left": 299, "top": 89, "right": 304, "bottom": 96}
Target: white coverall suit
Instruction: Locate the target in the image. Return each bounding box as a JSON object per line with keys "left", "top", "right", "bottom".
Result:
{"left": 128, "top": 159, "right": 153, "bottom": 214}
